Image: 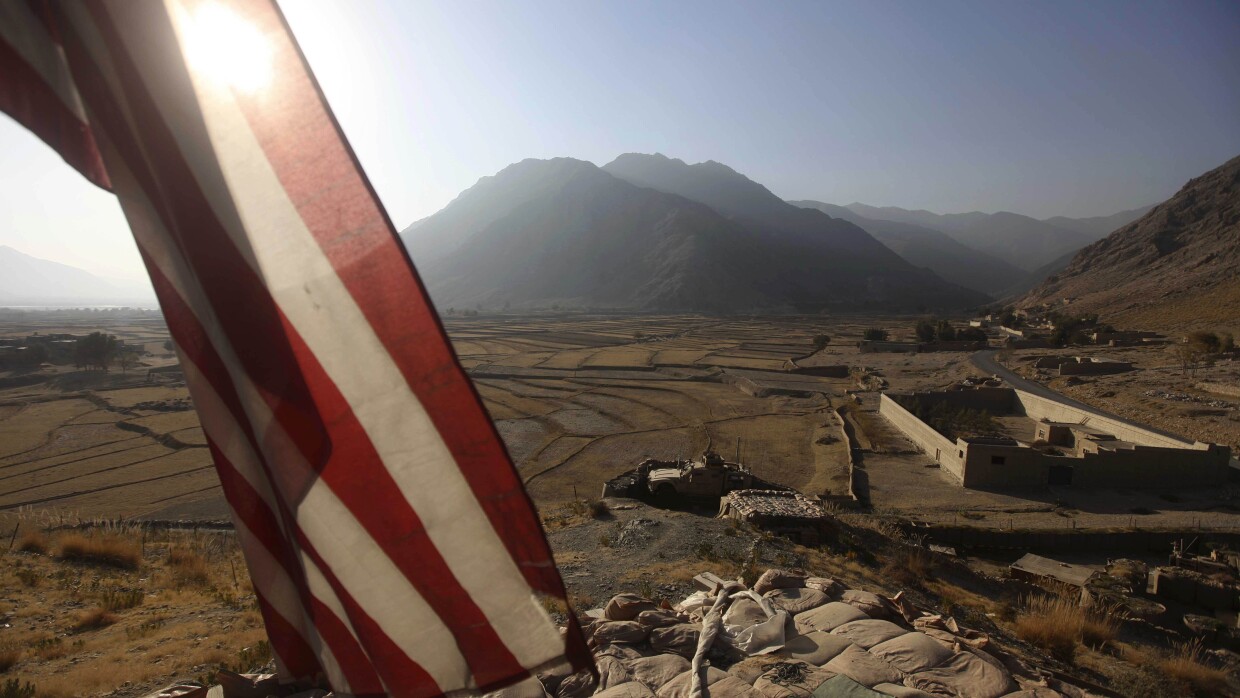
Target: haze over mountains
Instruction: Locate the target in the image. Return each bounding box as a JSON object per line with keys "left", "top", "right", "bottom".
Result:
{"left": 403, "top": 154, "right": 986, "bottom": 312}
{"left": 1021, "top": 154, "right": 1240, "bottom": 330}
{"left": 789, "top": 201, "right": 1151, "bottom": 297}
{"left": 0, "top": 245, "right": 155, "bottom": 306}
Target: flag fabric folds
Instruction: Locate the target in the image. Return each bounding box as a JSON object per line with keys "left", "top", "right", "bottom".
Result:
{"left": 0, "top": 1, "right": 590, "bottom": 694}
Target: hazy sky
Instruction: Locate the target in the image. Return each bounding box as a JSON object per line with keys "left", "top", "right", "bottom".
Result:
{"left": 2, "top": 0, "right": 1238, "bottom": 282}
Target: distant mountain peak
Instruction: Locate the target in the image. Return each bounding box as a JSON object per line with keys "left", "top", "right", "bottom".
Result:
{"left": 400, "top": 154, "right": 986, "bottom": 311}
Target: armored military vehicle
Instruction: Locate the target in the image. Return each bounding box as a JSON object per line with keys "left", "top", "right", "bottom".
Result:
{"left": 602, "top": 450, "right": 762, "bottom": 501}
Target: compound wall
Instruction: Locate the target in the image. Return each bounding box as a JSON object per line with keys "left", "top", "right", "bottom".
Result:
{"left": 879, "top": 388, "right": 1232, "bottom": 489}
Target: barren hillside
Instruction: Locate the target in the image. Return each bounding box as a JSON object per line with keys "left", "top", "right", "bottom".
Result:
{"left": 1020, "top": 154, "right": 1240, "bottom": 331}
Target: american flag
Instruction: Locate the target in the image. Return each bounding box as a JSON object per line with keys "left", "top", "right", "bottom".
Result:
{"left": 0, "top": 1, "right": 590, "bottom": 694}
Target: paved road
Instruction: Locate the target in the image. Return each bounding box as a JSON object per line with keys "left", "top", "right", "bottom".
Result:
{"left": 970, "top": 349, "right": 1187, "bottom": 442}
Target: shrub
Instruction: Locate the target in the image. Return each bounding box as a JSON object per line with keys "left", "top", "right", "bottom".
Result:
{"left": 99, "top": 587, "right": 145, "bottom": 612}
{"left": 73, "top": 608, "right": 118, "bottom": 632}
{"left": 1014, "top": 594, "right": 1117, "bottom": 662}
{"left": 15, "top": 532, "right": 47, "bottom": 555}
{"left": 585, "top": 499, "right": 610, "bottom": 519}
{"left": 0, "top": 647, "right": 18, "bottom": 673}
{"left": 58, "top": 534, "right": 141, "bottom": 570}
{"left": 168, "top": 547, "right": 209, "bottom": 585}
{"left": 14, "top": 569, "right": 38, "bottom": 588}
{"left": 0, "top": 679, "right": 35, "bottom": 698}
{"left": 1157, "top": 639, "right": 1229, "bottom": 695}
{"left": 881, "top": 549, "right": 934, "bottom": 588}
{"left": 862, "top": 329, "right": 889, "bottom": 341}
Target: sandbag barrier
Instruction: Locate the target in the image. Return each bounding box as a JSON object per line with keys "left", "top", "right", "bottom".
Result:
{"left": 500, "top": 570, "right": 1107, "bottom": 698}
{"left": 139, "top": 570, "right": 1107, "bottom": 698}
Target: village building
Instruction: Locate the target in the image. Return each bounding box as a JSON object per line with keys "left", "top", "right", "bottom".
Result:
{"left": 878, "top": 386, "right": 1232, "bottom": 489}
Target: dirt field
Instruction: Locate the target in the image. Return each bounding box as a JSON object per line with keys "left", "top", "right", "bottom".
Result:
{"left": 6, "top": 309, "right": 1238, "bottom": 533}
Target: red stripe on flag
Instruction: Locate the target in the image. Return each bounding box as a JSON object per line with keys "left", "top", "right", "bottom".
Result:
{"left": 233, "top": 0, "right": 572, "bottom": 602}
{"left": 0, "top": 30, "right": 110, "bottom": 189}
{"left": 83, "top": 4, "right": 534, "bottom": 686}
{"left": 292, "top": 532, "right": 445, "bottom": 698}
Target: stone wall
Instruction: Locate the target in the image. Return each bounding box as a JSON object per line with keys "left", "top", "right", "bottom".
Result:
{"left": 878, "top": 394, "right": 963, "bottom": 481}
{"left": 878, "top": 387, "right": 1232, "bottom": 489}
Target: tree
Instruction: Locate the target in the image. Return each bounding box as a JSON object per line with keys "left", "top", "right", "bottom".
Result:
{"left": 1219, "top": 332, "right": 1236, "bottom": 353}
{"left": 956, "top": 326, "right": 987, "bottom": 342}
{"left": 935, "top": 320, "right": 956, "bottom": 342}
{"left": 1170, "top": 340, "right": 1205, "bottom": 378}
{"left": 75, "top": 332, "right": 118, "bottom": 371}
{"left": 1187, "top": 331, "right": 1221, "bottom": 355}
{"left": 862, "top": 329, "right": 889, "bottom": 341}
{"left": 812, "top": 334, "right": 831, "bottom": 350}
{"left": 914, "top": 320, "right": 936, "bottom": 343}
{"left": 15, "top": 344, "right": 47, "bottom": 369}
{"left": 118, "top": 348, "right": 140, "bottom": 374}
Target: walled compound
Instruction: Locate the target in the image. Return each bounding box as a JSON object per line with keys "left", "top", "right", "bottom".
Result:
{"left": 878, "top": 386, "right": 1232, "bottom": 489}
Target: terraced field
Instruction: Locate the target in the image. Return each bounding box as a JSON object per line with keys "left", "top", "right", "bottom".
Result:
{"left": 0, "top": 312, "right": 880, "bottom": 520}
{"left": 443, "top": 314, "right": 857, "bottom": 504}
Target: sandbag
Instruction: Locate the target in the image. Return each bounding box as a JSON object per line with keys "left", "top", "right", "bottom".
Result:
{"left": 596, "top": 644, "right": 647, "bottom": 662}
{"left": 725, "top": 597, "right": 771, "bottom": 628}
{"left": 596, "top": 655, "right": 636, "bottom": 692}
{"left": 650, "top": 624, "right": 701, "bottom": 658}
{"left": 732, "top": 610, "right": 790, "bottom": 656}
{"left": 593, "top": 683, "right": 656, "bottom": 698}
{"left": 594, "top": 621, "right": 651, "bottom": 646}
{"left": 627, "top": 654, "right": 691, "bottom": 691}
{"left": 795, "top": 603, "right": 869, "bottom": 634}
{"left": 657, "top": 667, "right": 730, "bottom": 698}
{"left": 809, "top": 674, "right": 889, "bottom": 697}
{"left": 754, "top": 569, "right": 808, "bottom": 595}
{"left": 556, "top": 670, "right": 598, "bottom": 698}
{"left": 637, "top": 609, "right": 686, "bottom": 628}
{"left": 765, "top": 588, "right": 829, "bottom": 615}
{"left": 754, "top": 662, "right": 837, "bottom": 698}
{"left": 904, "top": 651, "right": 1016, "bottom": 698}
{"left": 870, "top": 683, "right": 935, "bottom": 697}
{"left": 607, "top": 594, "right": 660, "bottom": 621}
{"left": 707, "top": 677, "right": 765, "bottom": 698}
{"left": 823, "top": 645, "right": 903, "bottom": 688}
{"left": 805, "top": 578, "right": 844, "bottom": 598}
{"left": 829, "top": 620, "right": 908, "bottom": 650}
{"left": 772, "top": 631, "right": 853, "bottom": 666}
{"left": 483, "top": 676, "right": 549, "bottom": 698}
{"left": 868, "top": 632, "right": 954, "bottom": 674}
{"left": 728, "top": 655, "right": 784, "bottom": 685}
{"left": 839, "top": 591, "right": 890, "bottom": 620}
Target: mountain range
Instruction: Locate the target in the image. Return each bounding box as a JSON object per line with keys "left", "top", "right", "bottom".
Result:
{"left": 0, "top": 246, "right": 155, "bottom": 306}
{"left": 788, "top": 201, "right": 1150, "bottom": 297}
{"left": 403, "top": 155, "right": 987, "bottom": 312}
{"left": 1020, "top": 154, "right": 1240, "bottom": 330}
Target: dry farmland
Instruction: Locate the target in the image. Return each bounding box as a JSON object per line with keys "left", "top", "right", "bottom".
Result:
{"left": 0, "top": 311, "right": 889, "bottom": 521}
{"left": 446, "top": 313, "right": 863, "bottom": 504}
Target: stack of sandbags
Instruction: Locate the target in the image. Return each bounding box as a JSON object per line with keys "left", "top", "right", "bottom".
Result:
{"left": 506, "top": 573, "right": 1087, "bottom": 698}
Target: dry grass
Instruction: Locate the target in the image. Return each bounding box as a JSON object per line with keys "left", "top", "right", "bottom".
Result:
{"left": 57, "top": 533, "right": 140, "bottom": 570}
{"left": 1155, "top": 639, "right": 1230, "bottom": 695}
{"left": 880, "top": 548, "right": 934, "bottom": 588}
{"left": 0, "top": 647, "right": 19, "bottom": 673}
{"left": 168, "top": 547, "right": 209, "bottom": 585}
{"left": 98, "top": 587, "right": 144, "bottom": 612}
{"left": 15, "top": 531, "right": 47, "bottom": 555}
{"left": 73, "top": 608, "right": 118, "bottom": 632}
{"left": 1014, "top": 594, "right": 1117, "bottom": 662}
